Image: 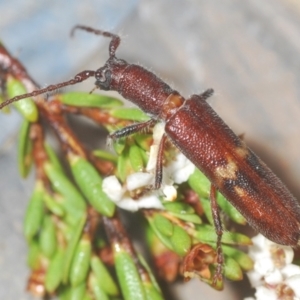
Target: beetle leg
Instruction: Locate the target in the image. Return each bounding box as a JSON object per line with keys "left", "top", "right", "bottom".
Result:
{"left": 139, "top": 133, "right": 167, "bottom": 194}
{"left": 210, "top": 184, "right": 224, "bottom": 285}
{"left": 109, "top": 119, "right": 156, "bottom": 140}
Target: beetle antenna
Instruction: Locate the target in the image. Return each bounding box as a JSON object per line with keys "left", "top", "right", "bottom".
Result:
{"left": 0, "top": 70, "right": 95, "bottom": 110}
{"left": 71, "top": 25, "right": 121, "bottom": 59}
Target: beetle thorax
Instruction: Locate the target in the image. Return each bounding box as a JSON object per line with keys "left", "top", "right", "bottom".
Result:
{"left": 160, "top": 93, "right": 185, "bottom": 121}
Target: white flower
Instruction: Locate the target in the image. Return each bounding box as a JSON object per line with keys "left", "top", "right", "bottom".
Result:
{"left": 286, "top": 275, "right": 300, "bottom": 298}
{"left": 147, "top": 122, "right": 195, "bottom": 191}
{"left": 165, "top": 152, "right": 195, "bottom": 184}
{"left": 126, "top": 172, "right": 153, "bottom": 191}
{"left": 102, "top": 175, "right": 164, "bottom": 211}
{"left": 255, "top": 286, "right": 277, "bottom": 300}
{"left": 245, "top": 234, "right": 300, "bottom": 300}
{"left": 102, "top": 122, "right": 195, "bottom": 211}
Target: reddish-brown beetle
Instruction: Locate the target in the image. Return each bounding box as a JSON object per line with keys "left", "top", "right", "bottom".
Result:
{"left": 1, "top": 26, "right": 300, "bottom": 281}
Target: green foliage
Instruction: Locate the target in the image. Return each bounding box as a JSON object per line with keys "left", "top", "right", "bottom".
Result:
{"left": 12, "top": 90, "right": 252, "bottom": 299}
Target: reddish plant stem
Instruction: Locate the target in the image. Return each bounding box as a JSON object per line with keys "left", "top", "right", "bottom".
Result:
{"left": 0, "top": 44, "right": 40, "bottom": 89}
{"left": 30, "top": 123, "right": 49, "bottom": 183}
{"left": 57, "top": 101, "right": 122, "bottom": 125}
{"left": 0, "top": 43, "right": 143, "bottom": 287}
{"left": 0, "top": 43, "right": 115, "bottom": 176}
{"left": 103, "top": 214, "right": 152, "bottom": 283}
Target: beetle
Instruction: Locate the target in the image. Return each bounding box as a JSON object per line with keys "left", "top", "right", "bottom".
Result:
{"left": 1, "top": 25, "right": 300, "bottom": 281}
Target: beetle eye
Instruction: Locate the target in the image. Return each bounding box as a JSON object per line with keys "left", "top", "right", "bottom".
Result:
{"left": 95, "top": 67, "right": 106, "bottom": 82}
{"left": 95, "top": 67, "right": 111, "bottom": 90}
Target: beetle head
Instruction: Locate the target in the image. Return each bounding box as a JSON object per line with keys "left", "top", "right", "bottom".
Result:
{"left": 95, "top": 64, "right": 112, "bottom": 90}
{"left": 95, "top": 58, "right": 127, "bottom": 91}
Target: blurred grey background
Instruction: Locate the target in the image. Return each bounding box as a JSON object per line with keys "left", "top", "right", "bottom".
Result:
{"left": 1, "top": 0, "right": 300, "bottom": 299}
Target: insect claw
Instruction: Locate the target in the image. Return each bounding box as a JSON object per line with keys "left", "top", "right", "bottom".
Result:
{"left": 212, "top": 271, "right": 223, "bottom": 289}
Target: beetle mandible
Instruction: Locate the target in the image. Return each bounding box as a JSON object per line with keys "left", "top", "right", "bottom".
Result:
{"left": 1, "top": 25, "right": 300, "bottom": 281}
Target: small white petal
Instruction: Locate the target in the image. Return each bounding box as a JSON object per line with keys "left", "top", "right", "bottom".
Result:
{"left": 281, "top": 264, "right": 300, "bottom": 278}
{"left": 147, "top": 144, "right": 159, "bottom": 171}
{"left": 162, "top": 185, "right": 177, "bottom": 201}
{"left": 251, "top": 234, "right": 269, "bottom": 252}
{"left": 285, "top": 274, "right": 300, "bottom": 297}
{"left": 102, "top": 176, "right": 124, "bottom": 202}
{"left": 254, "top": 257, "right": 275, "bottom": 276}
{"left": 264, "top": 269, "right": 283, "bottom": 285}
{"left": 247, "top": 269, "right": 263, "bottom": 287}
{"left": 126, "top": 172, "right": 153, "bottom": 191}
{"left": 282, "top": 246, "right": 294, "bottom": 265}
{"left": 137, "top": 194, "right": 164, "bottom": 210}
{"left": 115, "top": 194, "right": 164, "bottom": 212}
{"left": 152, "top": 122, "right": 165, "bottom": 144}
{"left": 175, "top": 160, "right": 195, "bottom": 183}
{"left": 255, "top": 286, "right": 277, "bottom": 300}
{"left": 166, "top": 152, "right": 195, "bottom": 184}
{"left": 266, "top": 242, "right": 294, "bottom": 265}
{"left": 116, "top": 197, "right": 139, "bottom": 211}
{"left": 147, "top": 123, "right": 165, "bottom": 172}
{"left": 248, "top": 234, "right": 273, "bottom": 261}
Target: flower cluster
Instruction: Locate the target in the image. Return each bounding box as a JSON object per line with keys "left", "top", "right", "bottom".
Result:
{"left": 102, "top": 123, "right": 195, "bottom": 211}
{"left": 0, "top": 39, "right": 257, "bottom": 299}
{"left": 245, "top": 234, "right": 300, "bottom": 300}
